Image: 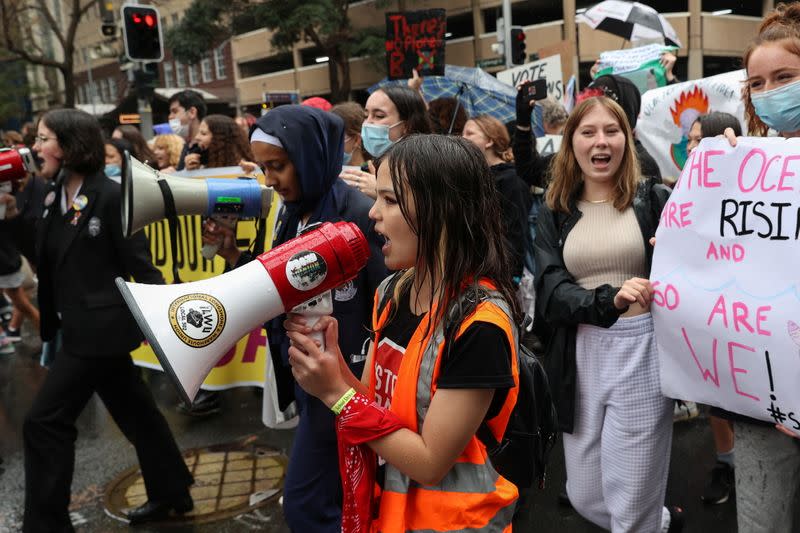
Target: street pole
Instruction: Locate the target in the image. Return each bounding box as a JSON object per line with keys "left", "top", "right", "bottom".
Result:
{"left": 137, "top": 62, "right": 154, "bottom": 139}
{"left": 83, "top": 48, "right": 97, "bottom": 116}
{"left": 502, "top": 0, "right": 512, "bottom": 68}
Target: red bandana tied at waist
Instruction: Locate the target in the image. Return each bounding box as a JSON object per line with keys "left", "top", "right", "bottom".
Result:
{"left": 335, "top": 392, "right": 405, "bottom": 533}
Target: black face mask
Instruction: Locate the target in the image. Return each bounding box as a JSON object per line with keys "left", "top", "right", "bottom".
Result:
{"left": 187, "top": 143, "right": 209, "bottom": 166}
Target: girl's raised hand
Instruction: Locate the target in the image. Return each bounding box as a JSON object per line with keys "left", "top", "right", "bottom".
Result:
{"left": 723, "top": 127, "right": 738, "bottom": 147}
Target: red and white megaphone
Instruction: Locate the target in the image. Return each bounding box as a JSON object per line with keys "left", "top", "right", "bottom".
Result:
{"left": 115, "top": 221, "right": 369, "bottom": 405}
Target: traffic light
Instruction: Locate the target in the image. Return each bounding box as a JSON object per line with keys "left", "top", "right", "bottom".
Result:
{"left": 121, "top": 4, "right": 163, "bottom": 62}
{"left": 510, "top": 27, "right": 526, "bottom": 65}
{"left": 99, "top": 1, "right": 116, "bottom": 38}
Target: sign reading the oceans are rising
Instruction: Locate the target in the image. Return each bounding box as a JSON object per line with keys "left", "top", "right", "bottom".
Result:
{"left": 385, "top": 9, "right": 446, "bottom": 80}
{"left": 652, "top": 137, "right": 800, "bottom": 433}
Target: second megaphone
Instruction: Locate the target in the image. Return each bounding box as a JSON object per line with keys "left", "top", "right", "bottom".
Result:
{"left": 121, "top": 155, "right": 273, "bottom": 238}
{"left": 115, "top": 221, "right": 369, "bottom": 405}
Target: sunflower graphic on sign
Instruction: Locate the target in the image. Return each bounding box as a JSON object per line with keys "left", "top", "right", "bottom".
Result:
{"left": 670, "top": 87, "right": 710, "bottom": 170}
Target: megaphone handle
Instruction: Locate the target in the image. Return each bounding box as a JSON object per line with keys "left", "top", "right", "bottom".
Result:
{"left": 202, "top": 215, "right": 237, "bottom": 260}
{"left": 201, "top": 243, "right": 220, "bottom": 260}
{"left": 291, "top": 291, "right": 334, "bottom": 353}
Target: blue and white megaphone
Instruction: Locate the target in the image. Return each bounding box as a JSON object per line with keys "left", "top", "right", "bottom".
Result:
{"left": 121, "top": 155, "right": 274, "bottom": 258}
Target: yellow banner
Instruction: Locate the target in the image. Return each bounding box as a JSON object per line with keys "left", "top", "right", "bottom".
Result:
{"left": 130, "top": 168, "right": 279, "bottom": 391}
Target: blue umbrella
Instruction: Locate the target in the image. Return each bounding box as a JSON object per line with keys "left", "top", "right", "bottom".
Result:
{"left": 369, "top": 64, "right": 544, "bottom": 135}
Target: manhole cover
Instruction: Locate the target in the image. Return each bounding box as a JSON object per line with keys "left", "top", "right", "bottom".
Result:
{"left": 104, "top": 440, "right": 287, "bottom": 526}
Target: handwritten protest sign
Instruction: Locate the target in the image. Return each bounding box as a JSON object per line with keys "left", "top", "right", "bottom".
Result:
{"left": 131, "top": 166, "right": 280, "bottom": 392}
{"left": 637, "top": 70, "right": 746, "bottom": 181}
{"left": 651, "top": 137, "right": 800, "bottom": 432}
{"left": 385, "top": 9, "right": 446, "bottom": 80}
{"left": 497, "top": 55, "right": 565, "bottom": 102}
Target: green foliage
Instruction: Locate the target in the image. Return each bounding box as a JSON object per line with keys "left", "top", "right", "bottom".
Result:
{"left": 0, "top": 59, "right": 28, "bottom": 124}
{"left": 350, "top": 26, "right": 387, "bottom": 74}
{"left": 250, "top": 0, "right": 349, "bottom": 50}
{"left": 165, "top": 0, "right": 242, "bottom": 64}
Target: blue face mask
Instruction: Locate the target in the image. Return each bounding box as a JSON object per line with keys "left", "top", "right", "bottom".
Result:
{"left": 105, "top": 164, "right": 121, "bottom": 177}
{"left": 342, "top": 149, "right": 353, "bottom": 166}
{"left": 361, "top": 121, "right": 403, "bottom": 158}
{"left": 751, "top": 79, "right": 800, "bottom": 133}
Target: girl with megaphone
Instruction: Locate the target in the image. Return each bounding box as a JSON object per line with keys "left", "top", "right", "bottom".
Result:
{"left": 283, "top": 135, "right": 522, "bottom": 533}
{"left": 203, "top": 104, "right": 387, "bottom": 533}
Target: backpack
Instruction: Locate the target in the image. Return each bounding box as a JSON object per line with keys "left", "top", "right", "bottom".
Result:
{"left": 377, "top": 276, "right": 559, "bottom": 490}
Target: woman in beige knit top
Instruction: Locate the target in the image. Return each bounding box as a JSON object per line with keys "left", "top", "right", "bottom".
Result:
{"left": 534, "top": 96, "right": 681, "bottom": 533}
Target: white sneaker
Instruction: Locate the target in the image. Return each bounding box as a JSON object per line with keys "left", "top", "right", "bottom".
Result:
{"left": 673, "top": 401, "right": 699, "bottom": 422}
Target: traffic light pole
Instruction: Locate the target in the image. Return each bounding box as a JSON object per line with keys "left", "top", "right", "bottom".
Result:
{"left": 502, "top": 0, "right": 512, "bottom": 68}
{"left": 136, "top": 63, "right": 154, "bottom": 140}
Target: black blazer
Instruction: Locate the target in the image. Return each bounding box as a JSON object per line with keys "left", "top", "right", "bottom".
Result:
{"left": 36, "top": 171, "right": 163, "bottom": 357}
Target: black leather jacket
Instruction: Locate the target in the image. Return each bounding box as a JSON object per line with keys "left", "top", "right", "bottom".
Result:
{"left": 533, "top": 180, "right": 671, "bottom": 432}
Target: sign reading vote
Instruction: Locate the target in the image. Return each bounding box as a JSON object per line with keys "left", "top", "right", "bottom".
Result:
{"left": 651, "top": 137, "right": 800, "bottom": 433}
{"left": 497, "top": 55, "right": 564, "bottom": 102}
{"left": 385, "top": 9, "right": 446, "bottom": 80}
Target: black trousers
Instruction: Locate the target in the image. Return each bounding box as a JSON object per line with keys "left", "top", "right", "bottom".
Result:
{"left": 22, "top": 350, "right": 193, "bottom": 533}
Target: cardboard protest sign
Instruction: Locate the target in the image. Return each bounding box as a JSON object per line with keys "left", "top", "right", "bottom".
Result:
{"left": 497, "top": 55, "right": 565, "bottom": 102}
{"left": 637, "top": 70, "right": 747, "bottom": 181}
{"left": 131, "top": 166, "right": 280, "bottom": 393}
{"left": 385, "top": 9, "right": 446, "bottom": 80}
{"left": 651, "top": 137, "right": 800, "bottom": 432}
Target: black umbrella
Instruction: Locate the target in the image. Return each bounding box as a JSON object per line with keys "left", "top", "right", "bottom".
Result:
{"left": 580, "top": 1, "right": 682, "bottom": 48}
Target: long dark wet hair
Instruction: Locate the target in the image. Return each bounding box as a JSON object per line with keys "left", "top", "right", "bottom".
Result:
{"left": 376, "top": 134, "right": 521, "bottom": 330}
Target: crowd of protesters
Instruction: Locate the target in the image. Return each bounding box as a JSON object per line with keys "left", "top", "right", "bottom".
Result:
{"left": 2, "top": 3, "right": 800, "bottom": 532}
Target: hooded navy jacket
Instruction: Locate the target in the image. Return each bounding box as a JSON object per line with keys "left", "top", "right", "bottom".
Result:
{"left": 246, "top": 105, "right": 388, "bottom": 409}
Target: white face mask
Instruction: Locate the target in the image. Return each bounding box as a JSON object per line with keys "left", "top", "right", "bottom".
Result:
{"left": 169, "top": 117, "right": 188, "bottom": 138}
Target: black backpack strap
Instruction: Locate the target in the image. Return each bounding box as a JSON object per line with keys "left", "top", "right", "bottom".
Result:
{"left": 156, "top": 178, "right": 182, "bottom": 284}
{"left": 441, "top": 288, "right": 517, "bottom": 453}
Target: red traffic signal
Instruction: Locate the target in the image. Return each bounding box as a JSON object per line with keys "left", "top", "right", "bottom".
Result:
{"left": 510, "top": 27, "right": 526, "bottom": 65}
{"left": 121, "top": 4, "right": 163, "bottom": 61}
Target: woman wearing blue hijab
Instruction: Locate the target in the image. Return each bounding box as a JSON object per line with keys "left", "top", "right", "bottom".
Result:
{"left": 206, "top": 105, "right": 387, "bottom": 531}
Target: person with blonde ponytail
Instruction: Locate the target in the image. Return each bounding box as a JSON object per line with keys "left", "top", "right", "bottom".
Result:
{"left": 462, "top": 114, "right": 530, "bottom": 284}
{"left": 721, "top": 3, "right": 800, "bottom": 531}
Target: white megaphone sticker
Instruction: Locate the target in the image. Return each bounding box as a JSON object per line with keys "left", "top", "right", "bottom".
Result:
{"left": 116, "top": 221, "right": 370, "bottom": 406}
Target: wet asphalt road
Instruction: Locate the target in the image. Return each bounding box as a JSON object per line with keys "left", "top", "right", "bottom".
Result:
{"left": 0, "top": 326, "right": 743, "bottom": 532}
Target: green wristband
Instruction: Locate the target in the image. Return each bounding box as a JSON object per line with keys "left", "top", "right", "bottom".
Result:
{"left": 331, "top": 388, "right": 357, "bottom": 415}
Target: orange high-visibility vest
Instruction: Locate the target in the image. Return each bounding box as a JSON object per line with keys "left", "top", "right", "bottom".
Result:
{"left": 369, "top": 277, "right": 520, "bottom": 532}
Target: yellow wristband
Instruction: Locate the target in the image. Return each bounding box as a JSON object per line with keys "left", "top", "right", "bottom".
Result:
{"left": 331, "top": 388, "right": 357, "bottom": 415}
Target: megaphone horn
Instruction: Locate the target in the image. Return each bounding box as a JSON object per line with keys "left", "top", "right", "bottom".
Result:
{"left": 116, "top": 221, "right": 370, "bottom": 406}
{"left": 121, "top": 155, "right": 273, "bottom": 238}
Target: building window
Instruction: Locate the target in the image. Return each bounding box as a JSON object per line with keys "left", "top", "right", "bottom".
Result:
{"left": 188, "top": 63, "right": 198, "bottom": 86}
{"left": 214, "top": 45, "right": 226, "bottom": 79}
{"left": 201, "top": 56, "right": 213, "bottom": 83}
{"left": 108, "top": 78, "right": 118, "bottom": 102}
{"left": 175, "top": 61, "right": 186, "bottom": 87}
{"left": 171, "top": 13, "right": 179, "bottom": 25}
{"left": 163, "top": 62, "right": 174, "bottom": 87}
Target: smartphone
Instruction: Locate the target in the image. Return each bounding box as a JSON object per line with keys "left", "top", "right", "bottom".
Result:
{"left": 524, "top": 78, "right": 548, "bottom": 104}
